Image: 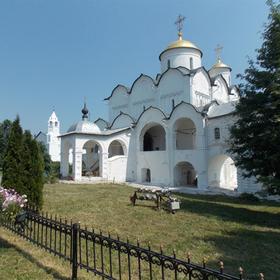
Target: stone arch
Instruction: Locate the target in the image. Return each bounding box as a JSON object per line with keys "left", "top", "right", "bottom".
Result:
{"left": 208, "top": 154, "right": 237, "bottom": 190}
{"left": 82, "top": 140, "right": 103, "bottom": 177}
{"left": 169, "top": 102, "right": 204, "bottom": 136}
{"left": 108, "top": 139, "right": 127, "bottom": 158}
{"left": 174, "top": 161, "right": 197, "bottom": 187}
{"left": 140, "top": 122, "right": 166, "bottom": 151}
{"left": 173, "top": 118, "right": 196, "bottom": 150}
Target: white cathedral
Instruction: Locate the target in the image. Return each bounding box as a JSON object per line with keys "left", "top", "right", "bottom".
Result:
{"left": 44, "top": 18, "right": 261, "bottom": 194}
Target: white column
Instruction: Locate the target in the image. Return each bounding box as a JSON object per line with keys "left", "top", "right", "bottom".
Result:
{"left": 166, "top": 126, "right": 174, "bottom": 186}
{"left": 197, "top": 169, "right": 208, "bottom": 190}
{"left": 60, "top": 151, "right": 69, "bottom": 178}
{"left": 73, "top": 149, "right": 83, "bottom": 181}
{"left": 101, "top": 152, "right": 109, "bottom": 179}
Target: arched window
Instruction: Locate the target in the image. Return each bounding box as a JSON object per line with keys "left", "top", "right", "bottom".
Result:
{"left": 174, "top": 118, "right": 196, "bottom": 150}
{"left": 55, "top": 121, "right": 58, "bottom": 127}
{"left": 141, "top": 124, "right": 166, "bottom": 151}
{"left": 108, "top": 140, "right": 125, "bottom": 158}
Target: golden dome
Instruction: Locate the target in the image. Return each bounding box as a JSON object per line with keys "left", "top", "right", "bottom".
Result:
{"left": 211, "top": 58, "right": 231, "bottom": 71}
{"left": 159, "top": 33, "right": 202, "bottom": 60}
{"left": 166, "top": 36, "right": 200, "bottom": 52}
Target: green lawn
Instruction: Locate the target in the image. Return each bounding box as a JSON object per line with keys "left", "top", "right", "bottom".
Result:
{"left": 1, "top": 183, "right": 280, "bottom": 279}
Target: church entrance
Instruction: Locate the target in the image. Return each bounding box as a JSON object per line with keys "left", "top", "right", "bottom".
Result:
{"left": 82, "top": 140, "right": 102, "bottom": 177}
{"left": 174, "top": 162, "right": 197, "bottom": 187}
{"left": 208, "top": 155, "right": 237, "bottom": 190}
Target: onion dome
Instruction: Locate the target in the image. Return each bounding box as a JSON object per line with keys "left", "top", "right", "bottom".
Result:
{"left": 66, "top": 102, "right": 101, "bottom": 134}
{"left": 82, "top": 102, "right": 89, "bottom": 120}
{"left": 67, "top": 120, "right": 101, "bottom": 134}
{"left": 211, "top": 58, "right": 232, "bottom": 71}
{"left": 165, "top": 33, "right": 202, "bottom": 54}
{"left": 159, "top": 32, "right": 202, "bottom": 61}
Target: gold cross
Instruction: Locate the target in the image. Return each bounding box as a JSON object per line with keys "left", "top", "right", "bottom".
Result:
{"left": 175, "top": 15, "right": 185, "bottom": 34}
{"left": 215, "top": 44, "right": 223, "bottom": 61}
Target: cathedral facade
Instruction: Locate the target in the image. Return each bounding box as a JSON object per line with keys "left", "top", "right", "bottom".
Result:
{"left": 59, "top": 26, "right": 261, "bottom": 193}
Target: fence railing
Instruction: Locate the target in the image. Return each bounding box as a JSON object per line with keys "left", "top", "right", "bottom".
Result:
{"left": 0, "top": 210, "right": 264, "bottom": 280}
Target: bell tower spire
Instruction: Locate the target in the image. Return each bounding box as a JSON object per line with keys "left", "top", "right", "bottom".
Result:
{"left": 47, "top": 110, "right": 61, "bottom": 162}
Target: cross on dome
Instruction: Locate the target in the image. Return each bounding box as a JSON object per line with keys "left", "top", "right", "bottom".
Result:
{"left": 175, "top": 15, "right": 185, "bottom": 39}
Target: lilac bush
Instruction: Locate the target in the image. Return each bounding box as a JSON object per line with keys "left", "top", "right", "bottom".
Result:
{"left": 0, "top": 186, "right": 28, "bottom": 219}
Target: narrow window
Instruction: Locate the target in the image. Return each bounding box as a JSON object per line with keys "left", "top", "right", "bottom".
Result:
{"left": 55, "top": 121, "right": 58, "bottom": 127}
{"left": 94, "top": 145, "right": 99, "bottom": 153}
{"left": 172, "top": 99, "right": 175, "bottom": 109}
{"left": 214, "top": 127, "right": 220, "bottom": 140}
{"left": 190, "top": 57, "right": 193, "bottom": 69}
{"left": 167, "top": 59, "right": 171, "bottom": 68}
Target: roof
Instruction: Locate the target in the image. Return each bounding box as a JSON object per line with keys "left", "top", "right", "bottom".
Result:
{"left": 59, "top": 126, "right": 130, "bottom": 138}
{"left": 207, "top": 101, "right": 237, "bottom": 119}
{"left": 67, "top": 120, "right": 101, "bottom": 134}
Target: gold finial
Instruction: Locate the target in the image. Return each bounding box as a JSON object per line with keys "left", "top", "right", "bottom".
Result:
{"left": 215, "top": 44, "right": 223, "bottom": 63}
{"left": 175, "top": 15, "right": 185, "bottom": 40}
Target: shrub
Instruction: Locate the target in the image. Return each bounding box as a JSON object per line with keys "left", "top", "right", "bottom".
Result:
{"left": 239, "top": 192, "right": 260, "bottom": 202}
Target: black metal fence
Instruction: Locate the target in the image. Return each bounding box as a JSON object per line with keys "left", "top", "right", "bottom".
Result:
{"left": 0, "top": 210, "right": 263, "bottom": 280}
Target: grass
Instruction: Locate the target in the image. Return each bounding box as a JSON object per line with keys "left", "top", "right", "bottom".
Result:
{"left": 1, "top": 183, "right": 280, "bottom": 279}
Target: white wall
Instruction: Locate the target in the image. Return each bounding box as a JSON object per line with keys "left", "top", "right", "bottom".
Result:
{"left": 108, "top": 156, "right": 127, "bottom": 182}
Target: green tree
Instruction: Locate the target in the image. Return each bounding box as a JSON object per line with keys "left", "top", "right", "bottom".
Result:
{"left": 229, "top": 1, "right": 280, "bottom": 194}
{"left": 1, "top": 116, "right": 24, "bottom": 191}
{"left": 21, "top": 131, "right": 44, "bottom": 209}
{"left": 0, "top": 119, "right": 12, "bottom": 169}
{"left": 37, "top": 141, "right": 51, "bottom": 177}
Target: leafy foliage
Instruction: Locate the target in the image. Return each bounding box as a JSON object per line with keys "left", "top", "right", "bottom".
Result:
{"left": 229, "top": 1, "right": 280, "bottom": 194}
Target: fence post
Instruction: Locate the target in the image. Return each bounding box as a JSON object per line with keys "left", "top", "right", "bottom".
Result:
{"left": 71, "top": 223, "right": 79, "bottom": 280}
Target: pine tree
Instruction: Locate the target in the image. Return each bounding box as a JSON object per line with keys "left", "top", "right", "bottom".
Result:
{"left": 229, "top": 1, "right": 280, "bottom": 194}
{"left": 37, "top": 141, "right": 51, "bottom": 178}
{"left": 21, "top": 131, "right": 44, "bottom": 209}
{"left": 0, "top": 119, "right": 12, "bottom": 169}
{"left": 1, "top": 116, "right": 24, "bottom": 191}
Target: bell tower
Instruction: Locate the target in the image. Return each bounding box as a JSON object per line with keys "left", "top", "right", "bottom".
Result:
{"left": 47, "top": 110, "right": 61, "bottom": 162}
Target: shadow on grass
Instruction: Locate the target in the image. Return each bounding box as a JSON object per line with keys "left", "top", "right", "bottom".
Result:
{"left": 177, "top": 194, "right": 280, "bottom": 229}
{"left": 204, "top": 228, "right": 280, "bottom": 280}
{"left": 0, "top": 236, "right": 70, "bottom": 280}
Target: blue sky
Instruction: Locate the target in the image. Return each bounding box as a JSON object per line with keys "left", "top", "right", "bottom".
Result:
{"left": 0, "top": 0, "right": 269, "bottom": 134}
